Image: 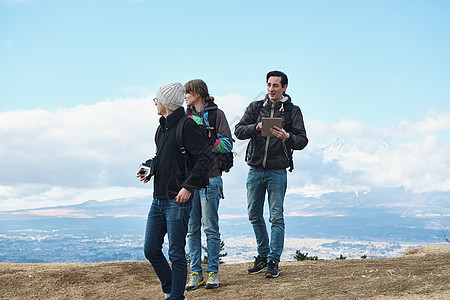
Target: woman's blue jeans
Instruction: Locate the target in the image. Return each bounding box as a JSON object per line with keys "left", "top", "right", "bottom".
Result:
{"left": 144, "top": 198, "right": 191, "bottom": 300}
{"left": 187, "top": 175, "right": 223, "bottom": 274}
{"left": 246, "top": 167, "right": 287, "bottom": 263}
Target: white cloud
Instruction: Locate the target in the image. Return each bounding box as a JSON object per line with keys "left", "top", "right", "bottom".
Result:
{"left": 369, "top": 135, "right": 450, "bottom": 192}
{"left": 385, "top": 111, "right": 450, "bottom": 139}
{"left": 214, "top": 94, "right": 249, "bottom": 130}
{"left": 0, "top": 95, "right": 449, "bottom": 211}
{"left": 0, "top": 96, "right": 159, "bottom": 210}
{"left": 0, "top": 97, "right": 159, "bottom": 186}
{"left": 301, "top": 112, "right": 450, "bottom": 193}
{"left": 0, "top": 184, "right": 152, "bottom": 211}
{"left": 307, "top": 110, "right": 450, "bottom": 146}
{"left": 282, "top": 110, "right": 450, "bottom": 196}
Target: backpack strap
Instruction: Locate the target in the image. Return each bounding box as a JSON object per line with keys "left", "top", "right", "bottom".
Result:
{"left": 176, "top": 115, "right": 189, "bottom": 155}
{"left": 155, "top": 125, "right": 161, "bottom": 144}
{"left": 154, "top": 125, "right": 162, "bottom": 155}
{"left": 156, "top": 116, "right": 189, "bottom": 154}
{"left": 283, "top": 102, "right": 293, "bottom": 132}
{"left": 282, "top": 102, "right": 294, "bottom": 172}
{"left": 207, "top": 107, "right": 217, "bottom": 127}
{"left": 253, "top": 100, "right": 264, "bottom": 122}
{"left": 207, "top": 108, "right": 218, "bottom": 139}
{"left": 153, "top": 116, "right": 189, "bottom": 175}
{"left": 175, "top": 115, "right": 189, "bottom": 175}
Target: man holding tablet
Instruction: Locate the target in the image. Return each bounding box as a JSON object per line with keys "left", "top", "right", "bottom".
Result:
{"left": 234, "top": 71, "right": 308, "bottom": 278}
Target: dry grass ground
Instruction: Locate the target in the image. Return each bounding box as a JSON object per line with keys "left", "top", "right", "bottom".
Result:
{"left": 1, "top": 245, "right": 449, "bottom": 300}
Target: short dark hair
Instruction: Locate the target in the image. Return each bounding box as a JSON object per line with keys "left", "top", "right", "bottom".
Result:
{"left": 266, "top": 71, "right": 288, "bottom": 87}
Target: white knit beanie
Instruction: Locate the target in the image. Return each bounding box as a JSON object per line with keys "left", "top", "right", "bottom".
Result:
{"left": 156, "top": 82, "right": 185, "bottom": 111}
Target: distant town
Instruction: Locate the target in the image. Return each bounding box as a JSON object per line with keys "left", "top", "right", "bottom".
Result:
{"left": 1, "top": 188, "right": 448, "bottom": 264}
{"left": 0, "top": 228, "right": 425, "bottom": 264}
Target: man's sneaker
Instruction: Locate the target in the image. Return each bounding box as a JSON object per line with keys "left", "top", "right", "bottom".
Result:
{"left": 185, "top": 272, "right": 204, "bottom": 291}
{"left": 265, "top": 260, "right": 279, "bottom": 278}
{"left": 247, "top": 255, "right": 267, "bottom": 274}
{"left": 205, "top": 272, "right": 219, "bottom": 289}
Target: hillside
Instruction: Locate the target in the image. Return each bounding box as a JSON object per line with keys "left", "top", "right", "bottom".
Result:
{"left": 1, "top": 245, "right": 449, "bottom": 300}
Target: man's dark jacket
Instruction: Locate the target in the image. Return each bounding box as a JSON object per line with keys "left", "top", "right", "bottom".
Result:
{"left": 151, "top": 107, "right": 213, "bottom": 200}
{"left": 234, "top": 94, "right": 308, "bottom": 170}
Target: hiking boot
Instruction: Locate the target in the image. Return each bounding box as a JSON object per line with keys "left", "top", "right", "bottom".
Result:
{"left": 247, "top": 255, "right": 267, "bottom": 274}
{"left": 265, "top": 260, "right": 279, "bottom": 278}
{"left": 185, "top": 272, "right": 204, "bottom": 291}
{"left": 205, "top": 271, "right": 219, "bottom": 289}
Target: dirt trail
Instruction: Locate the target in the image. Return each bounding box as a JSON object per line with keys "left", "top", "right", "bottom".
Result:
{"left": 1, "top": 245, "right": 449, "bottom": 299}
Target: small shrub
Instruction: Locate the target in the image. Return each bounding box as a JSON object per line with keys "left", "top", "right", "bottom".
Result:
{"left": 202, "top": 240, "right": 228, "bottom": 264}
{"left": 187, "top": 241, "right": 228, "bottom": 265}
{"left": 335, "top": 254, "right": 347, "bottom": 260}
{"left": 186, "top": 252, "right": 191, "bottom": 264}
{"left": 294, "top": 251, "right": 318, "bottom": 261}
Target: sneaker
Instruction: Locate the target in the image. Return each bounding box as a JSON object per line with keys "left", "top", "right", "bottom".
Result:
{"left": 185, "top": 272, "right": 204, "bottom": 291}
{"left": 165, "top": 293, "right": 186, "bottom": 300}
{"left": 247, "top": 255, "right": 267, "bottom": 274}
{"left": 265, "top": 260, "right": 279, "bottom": 278}
{"left": 205, "top": 272, "right": 219, "bottom": 289}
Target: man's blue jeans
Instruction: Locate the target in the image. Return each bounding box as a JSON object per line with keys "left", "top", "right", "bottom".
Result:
{"left": 144, "top": 198, "right": 191, "bottom": 300}
{"left": 187, "top": 175, "right": 223, "bottom": 274}
{"left": 246, "top": 167, "right": 287, "bottom": 263}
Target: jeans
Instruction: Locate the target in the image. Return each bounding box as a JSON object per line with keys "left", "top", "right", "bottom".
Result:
{"left": 144, "top": 198, "right": 191, "bottom": 300}
{"left": 246, "top": 167, "right": 287, "bottom": 263}
{"left": 187, "top": 175, "right": 223, "bottom": 274}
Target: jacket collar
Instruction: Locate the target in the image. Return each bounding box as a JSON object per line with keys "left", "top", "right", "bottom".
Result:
{"left": 263, "top": 94, "right": 292, "bottom": 108}
{"left": 160, "top": 106, "right": 185, "bottom": 129}
{"left": 186, "top": 101, "right": 218, "bottom": 115}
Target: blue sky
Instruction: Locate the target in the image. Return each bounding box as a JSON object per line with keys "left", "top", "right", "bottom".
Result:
{"left": 2, "top": 0, "right": 449, "bottom": 125}
{"left": 1, "top": 0, "right": 450, "bottom": 211}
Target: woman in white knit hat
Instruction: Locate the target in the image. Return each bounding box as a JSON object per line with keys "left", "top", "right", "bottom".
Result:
{"left": 137, "top": 82, "right": 213, "bottom": 300}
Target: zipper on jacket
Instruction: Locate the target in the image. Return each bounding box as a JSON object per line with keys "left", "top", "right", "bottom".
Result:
{"left": 262, "top": 103, "right": 274, "bottom": 168}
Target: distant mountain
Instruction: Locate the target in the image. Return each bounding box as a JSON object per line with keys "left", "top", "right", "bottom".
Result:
{"left": 0, "top": 196, "right": 151, "bottom": 220}
{"left": 286, "top": 187, "right": 449, "bottom": 218}
{"left": 1, "top": 188, "right": 448, "bottom": 263}
{"left": 1, "top": 187, "right": 448, "bottom": 222}
{"left": 320, "top": 136, "right": 395, "bottom": 162}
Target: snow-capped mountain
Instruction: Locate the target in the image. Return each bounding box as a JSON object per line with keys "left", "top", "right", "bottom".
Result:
{"left": 321, "top": 136, "right": 395, "bottom": 161}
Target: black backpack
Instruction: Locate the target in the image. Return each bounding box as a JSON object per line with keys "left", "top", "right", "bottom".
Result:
{"left": 169, "top": 110, "right": 234, "bottom": 173}
{"left": 153, "top": 115, "right": 209, "bottom": 189}
{"left": 206, "top": 109, "right": 234, "bottom": 173}
{"left": 154, "top": 115, "right": 190, "bottom": 177}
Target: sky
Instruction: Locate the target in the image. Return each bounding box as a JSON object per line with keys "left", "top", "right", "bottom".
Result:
{"left": 1, "top": 0, "right": 450, "bottom": 211}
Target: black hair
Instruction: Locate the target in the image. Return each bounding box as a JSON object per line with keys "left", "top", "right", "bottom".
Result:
{"left": 266, "top": 70, "right": 288, "bottom": 87}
